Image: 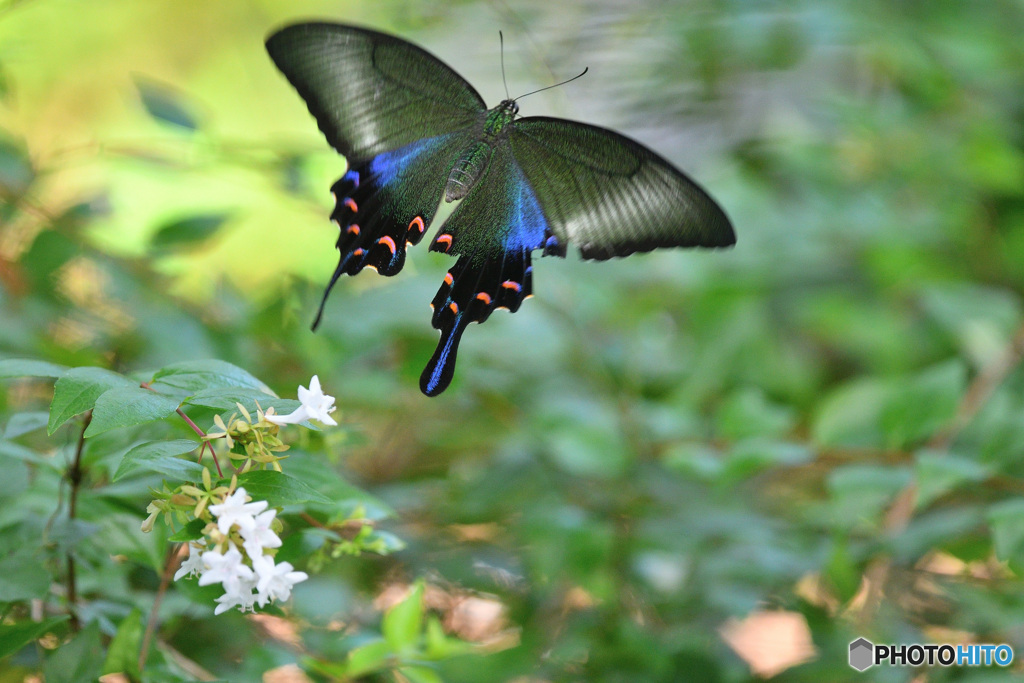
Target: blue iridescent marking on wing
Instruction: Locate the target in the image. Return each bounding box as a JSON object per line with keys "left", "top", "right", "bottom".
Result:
{"left": 421, "top": 312, "right": 468, "bottom": 396}
{"left": 368, "top": 134, "right": 453, "bottom": 187}
{"left": 315, "top": 132, "right": 461, "bottom": 329}
{"left": 500, "top": 164, "right": 549, "bottom": 251}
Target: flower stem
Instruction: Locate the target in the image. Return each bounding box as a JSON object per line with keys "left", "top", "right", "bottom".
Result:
{"left": 139, "top": 543, "right": 183, "bottom": 672}
{"left": 139, "top": 381, "right": 223, "bottom": 477}
{"left": 176, "top": 408, "right": 223, "bottom": 478}
{"left": 66, "top": 410, "right": 91, "bottom": 631}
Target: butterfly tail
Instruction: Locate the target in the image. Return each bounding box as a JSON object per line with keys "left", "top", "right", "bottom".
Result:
{"left": 311, "top": 260, "right": 346, "bottom": 331}
{"left": 420, "top": 309, "right": 469, "bottom": 396}
{"left": 420, "top": 248, "right": 533, "bottom": 396}
{"left": 313, "top": 164, "right": 435, "bottom": 328}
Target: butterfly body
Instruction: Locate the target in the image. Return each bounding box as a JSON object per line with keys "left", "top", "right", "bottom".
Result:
{"left": 267, "top": 23, "right": 735, "bottom": 396}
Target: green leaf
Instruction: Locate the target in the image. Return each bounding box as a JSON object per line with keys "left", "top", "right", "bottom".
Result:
{"left": 85, "top": 386, "right": 181, "bottom": 437}
{"left": 0, "top": 617, "right": 68, "bottom": 659}
{"left": 827, "top": 465, "right": 911, "bottom": 528}
{"left": 722, "top": 439, "right": 812, "bottom": 482}
{"left": 48, "top": 367, "right": 135, "bottom": 434}
{"left": 150, "top": 213, "right": 229, "bottom": 252}
{"left": 823, "top": 537, "right": 861, "bottom": 604}
{"left": 134, "top": 76, "right": 199, "bottom": 130}
{"left": 919, "top": 284, "right": 1021, "bottom": 365}
{"left": 812, "top": 377, "right": 893, "bottom": 448}
{"left": 914, "top": 449, "right": 991, "bottom": 508}
{"left": 113, "top": 439, "right": 203, "bottom": 482}
{"left": 424, "top": 615, "right": 475, "bottom": 660}
{"left": 0, "top": 455, "right": 28, "bottom": 498}
{"left": 43, "top": 622, "right": 103, "bottom": 683}
{"left": 168, "top": 518, "right": 207, "bottom": 542}
{"left": 988, "top": 499, "right": 1024, "bottom": 562}
{"left": 234, "top": 470, "right": 332, "bottom": 506}
{"left": 0, "top": 551, "right": 53, "bottom": 601}
{"left": 716, "top": 387, "right": 796, "bottom": 440}
{"left": 547, "top": 425, "right": 631, "bottom": 479}
{"left": 345, "top": 638, "right": 393, "bottom": 677}
{"left": 0, "top": 439, "right": 59, "bottom": 470}
{"left": 383, "top": 581, "right": 424, "bottom": 652}
{"left": 150, "top": 359, "right": 271, "bottom": 394}
{"left": 881, "top": 361, "right": 966, "bottom": 449}
{"left": 282, "top": 452, "right": 393, "bottom": 518}
{"left": 102, "top": 609, "right": 143, "bottom": 678}
{"left": 4, "top": 411, "right": 49, "bottom": 438}
{"left": 365, "top": 530, "right": 406, "bottom": 554}
{"left": 399, "top": 666, "right": 444, "bottom": 683}
{"left": 184, "top": 386, "right": 301, "bottom": 417}
{"left": 0, "top": 358, "right": 67, "bottom": 379}
{"left": 662, "top": 443, "right": 724, "bottom": 482}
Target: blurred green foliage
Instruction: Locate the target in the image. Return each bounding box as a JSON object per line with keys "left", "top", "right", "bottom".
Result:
{"left": 3, "top": 0, "right": 1024, "bottom": 680}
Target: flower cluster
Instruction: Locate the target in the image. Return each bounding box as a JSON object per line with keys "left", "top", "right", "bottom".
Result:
{"left": 174, "top": 487, "right": 308, "bottom": 614}
{"left": 145, "top": 375, "right": 338, "bottom": 615}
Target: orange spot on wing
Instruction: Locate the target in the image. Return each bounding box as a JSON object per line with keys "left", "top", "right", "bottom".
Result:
{"left": 408, "top": 216, "right": 425, "bottom": 233}
{"left": 444, "top": 272, "right": 454, "bottom": 286}
{"left": 475, "top": 292, "right": 492, "bottom": 304}
{"left": 435, "top": 234, "right": 453, "bottom": 251}
{"left": 347, "top": 224, "right": 360, "bottom": 235}
{"left": 344, "top": 198, "right": 358, "bottom": 212}
{"left": 378, "top": 235, "right": 397, "bottom": 255}
{"left": 501, "top": 280, "right": 522, "bottom": 292}
{"left": 353, "top": 248, "right": 365, "bottom": 257}
{"left": 449, "top": 302, "right": 459, "bottom": 314}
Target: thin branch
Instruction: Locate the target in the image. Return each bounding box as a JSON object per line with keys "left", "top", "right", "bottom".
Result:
{"left": 175, "top": 407, "right": 222, "bottom": 478}
{"left": 929, "top": 323, "right": 1024, "bottom": 451}
{"left": 858, "top": 320, "right": 1024, "bottom": 626}
{"left": 139, "top": 382, "right": 222, "bottom": 477}
{"left": 66, "top": 410, "right": 92, "bottom": 631}
{"left": 139, "top": 543, "right": 184, "bottom": 672}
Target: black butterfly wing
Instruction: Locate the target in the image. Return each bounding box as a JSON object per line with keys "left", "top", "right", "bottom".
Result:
{"left": 266, "top": 23, "right": 486, "bottom": 163}
{"left": 266, "top": 23, "right": 486, "bottom": 326}
{"left": 507, "top": 117, "right": 735, "bottom": 260}
{"left": 419, "top": 141, "right": 551, "bottom": 395}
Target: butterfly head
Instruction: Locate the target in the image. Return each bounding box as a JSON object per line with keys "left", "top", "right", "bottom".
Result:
{"left": 484, "top": 100, "right": 520, "bottom": 137}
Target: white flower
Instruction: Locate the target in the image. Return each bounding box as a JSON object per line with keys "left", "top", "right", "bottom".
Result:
{"left": 253, "top": 554, "right": 308, "bottom": 607}
{"left": 214, "top": 574, "right": 258, "bottom": 615}
{"left": 266, "top": 375, "right": 337, "bottom": 426}
{"left": 173, "top": 541, "right": 206, "bottom": 581}
{"left": 198, "top": 545, "right": 254, "bottom": 595}
{"left": 208, "top": 487, "right": 267, "bottom": 535}
{"left": 240, "top": 509, "right": 282, "bottom": 555}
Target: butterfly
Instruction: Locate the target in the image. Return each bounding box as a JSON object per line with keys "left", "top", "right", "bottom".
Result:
{"left": 266, "top": 22, "right": 735, "bottom": 396}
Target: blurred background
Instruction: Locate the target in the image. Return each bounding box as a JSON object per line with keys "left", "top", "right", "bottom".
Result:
{"left": 2, "top": 0, "right": 1024, "bottom": 680}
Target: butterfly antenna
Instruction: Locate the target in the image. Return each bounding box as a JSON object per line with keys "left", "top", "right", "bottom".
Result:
{"left": 513, "top": 66, "right": 588, "bottom": 102}
{"left": 499, "top": 31, "right": 510, "bottom": 100}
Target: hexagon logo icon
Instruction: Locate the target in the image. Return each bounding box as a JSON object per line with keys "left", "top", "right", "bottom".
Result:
{"left": 849, "top": 638, "right": 874, "bottom": 671}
